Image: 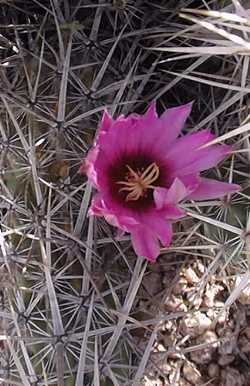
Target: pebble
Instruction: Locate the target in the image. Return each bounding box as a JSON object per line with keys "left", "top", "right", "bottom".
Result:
{"left": 172, "top": 278, "right": 188, "bottom": 295}
{"left": 238, "top": 334, "right": 250, "bottom": 354}
{"left": 218, "top": 329, "right": 237, "bottom": 356}
{"left": 208, "top": 363, "right": 220, "bottom": 378}
{"left": 182, "top": 363, "right": 201, "bottom": 384}
{"left": 218, "top": 354, "right": 235, "bottom": 366}
{"left": 179, "top": 379, "right": 192, "bottom": 386}
{"left": 165, "top": 295, "right": 187, "bottom": 313}
{"left": 190, "top": 331, "right": 218, "bottom": 365}
{"left": 243, "top": 326, "right": 250, "bottom": 339}
{"left": 184, "top": 267, "right": 200, "bottom": 284}
{"left": 186, "top": 290, "right": 203, "bottom": 309}
{"left": 180, "top": 312, "right": 212, "bottom": 336}
{"left": 203, "top": 284, "right": 223, "bottom": 308}
{"left": 220, "top": 367, "right": 245, "bottom": 386}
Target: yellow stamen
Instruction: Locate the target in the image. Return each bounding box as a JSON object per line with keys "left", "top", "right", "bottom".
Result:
{"left": 116, "top": 162, "right": 160, "bottom": 201}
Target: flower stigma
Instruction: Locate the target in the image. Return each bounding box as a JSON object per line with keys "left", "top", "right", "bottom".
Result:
{"left": 116, "top": 162, "right": 160, "bottom": 201}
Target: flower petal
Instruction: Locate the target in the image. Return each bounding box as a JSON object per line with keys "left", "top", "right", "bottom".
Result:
{"left": 163, "top": 205, "right": 186, "bottom": 219}
{"left": 79, "top": 146, "right": 99, "bottom": 186}
{"left": 143, "top": 101, "right": 158, "bottom": 120}
{"left": 97, "top": 115, "right": 139, "bottom": 159}
{"left": 154, "top": 179, "right": 187, "bottom": 209}
{"left": 99, "top": 110, "right": 114, "bottom": 133}
{"left": 89, "top": 194, "right": 140, "bottom": 231}
{"left": 139, "top": 211, "right": 174, "bottom": 245}
{"left": 154, "top": 187, "right": 168, "bottom": 210}
{"left": 150, "top": 218, "right": 173, "bottom": 246}
{"left": 88, "top": 193, "right": 104, "bottom": 216}
{"left": 165, "top": 178, "right": 187, "bottom": 204}
{"left": 188, "top": 178, "right": 240, "bottom": 200}
{"left": 179, "top": 174, "right": 200, "bottom": 193}
{"left": 178, "top": 145, "right": 231, "bottom": 175}
{"left": 131, "top": 227, "right": 160, "bottom": 262}
{"left": 166, "top": 130, "right": 231, "bottom": 176}
{"left": 160, "top": 101, "right": 193, "bottom": 143}
{"left": 166, "top": 130, "right": 215, "bottom": 169}
{"left": 97, "top": 103, "right": 174, "bottom": 159}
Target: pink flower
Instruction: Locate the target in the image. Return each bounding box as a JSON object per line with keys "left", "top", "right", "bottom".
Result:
{"left": 80, "top": 103, "right": 240, "bottom": 262}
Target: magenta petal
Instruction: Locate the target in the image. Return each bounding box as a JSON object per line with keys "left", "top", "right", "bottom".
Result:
{"left": 104, "top": 213, "right": 140, "bottom": 231}
{"left": 165, "top": 178, "right": 187, "bottom": 204}
{"left": 89, "top": 193, "right": 104, "bottom": 216}
{"left": 103, "top": 213, "right": 121, "bottom": 228}
{"left": 154, "top": 179, "right": 187, "bottom": 209}
{"left": 154, "top": 187, "right": 186, "bottom": 219}
{"left": 178, "top": 145, "right": 231, "bottom": 176}
{"left": 154, "top": 187, "right": 168, "bottom": 210}
{"left": 103, "top": 213, "right": 128, "bottom": 231}
{"left": 160, "top": 102, "right": 193, "bottom": 144}
{"left": 96, "top": 102, "right": 190, "bottom": 162}
{"left": 143, "top": 101, "right": 158, "bottom": 120}
{"left": 89, "top": 194, "right": 140, "bottom": 231}
{"left": 179, "top": 174, "right": 200, "bottom": 193}
{"left": 131, "top": 227, "right": 160, "bottom": 262}
{"left": 97, "top": 115, "right": 140, "bottom": 158}
{"left": 89, "top": 196, "right": 120, "bottom": 227}
{"left": 166, "top": 130, "right": 215, "bottom": 168}
{"left": 140, "top": 213, "right": 174, "bottom": 246}
{"left": 188, "top": 178, "right": 240, "bottom": 200}
{"left": 163, "top": 205, "right": 186, "bottom": 219}
{"left": 79, "top": 146, "right": 99, "bottom": 186}
{"left": 166, "top": 129, "right": 232, "bottom": 177}
{"left": 100, "top": 110, "right": 114, "bottom": 133}
{"left": 151, "top": 219, "right": 173, "bottom": 246}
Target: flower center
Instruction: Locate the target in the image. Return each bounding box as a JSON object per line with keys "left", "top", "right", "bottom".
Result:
{"left": 116, "top": 162, "right": 160, "bottom": 201}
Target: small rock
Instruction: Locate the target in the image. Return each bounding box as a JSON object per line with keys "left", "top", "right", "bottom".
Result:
{"left": 232, "top": 307, "right": 247, "bottom": 329}
{"left": 196, "top": 261, "right": 205, "bottom": 274}
{"left": 218, "top": 329, "right": 237, "bottom": 355}
{"left": 162, "top": 334, "right": 174, "bottom": 348}
{"left": 156, "top": 343, "right": 165, "bottom": 352}
{"left": 238, "top": 334, "right": 250, "bottom": 354}
{"left": 215, "top": 300, "right": 226, "bottom": 309}
{"left": 165, "top": 295, "right": 187, "bottom": 313}
{"left": 246, "top": 305, "right": 250, "bottom": 318}
{"left": 190, "top": 349, "right": 210, "bottom": 365}
{"left": 172, "top": 278, "right": 188, "bottom": 295}
{"left": 206, "top": 304, "right": 227, "bottom": 324}
{"left": 159, "top": 362, "right": 171, "bottom": 374}
{"left": 218, "top": 354, "right": 235, "bottom": 366}
{"left": 190, "top": 331, "right": 218, "bottom": 365}
{"left": 168, "top": 361, "right": 181, "bottom": 384}
{"left": 180, "top": 312, "right": 212, "bottom": 336}
{"left": 186, "top": 290, "right": 203, "bottom": 309}
{"left": 203, "top": 284, "right": 223, "bottom": 308}
{"left": 244, "top": 327, "right": 250, "bottom": 339}
{"left": 184, "top": 267, "right": 200, "bottom": 284}
{"left": 162, "top": 320, "right": 175, "bottom": 332}
{"left": 202, "top": 330, "right": 218, "bottom": 347}
{"left": 182, "top": 363, "right": 201, "bottom": 384}
{"left": 179, "top": 379, "right": 192, "bottom": 386}
{"left": 208, "top": 363, "right": 220, "bottom": 378}
{"left": 220, "top": 367, "right": 245, "bottom": 386}
{"left": 143, "top": 376, "right": 164, "bottom": 386}
{"left": 215, "top": 301, "right": 228, "bottom": 324}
